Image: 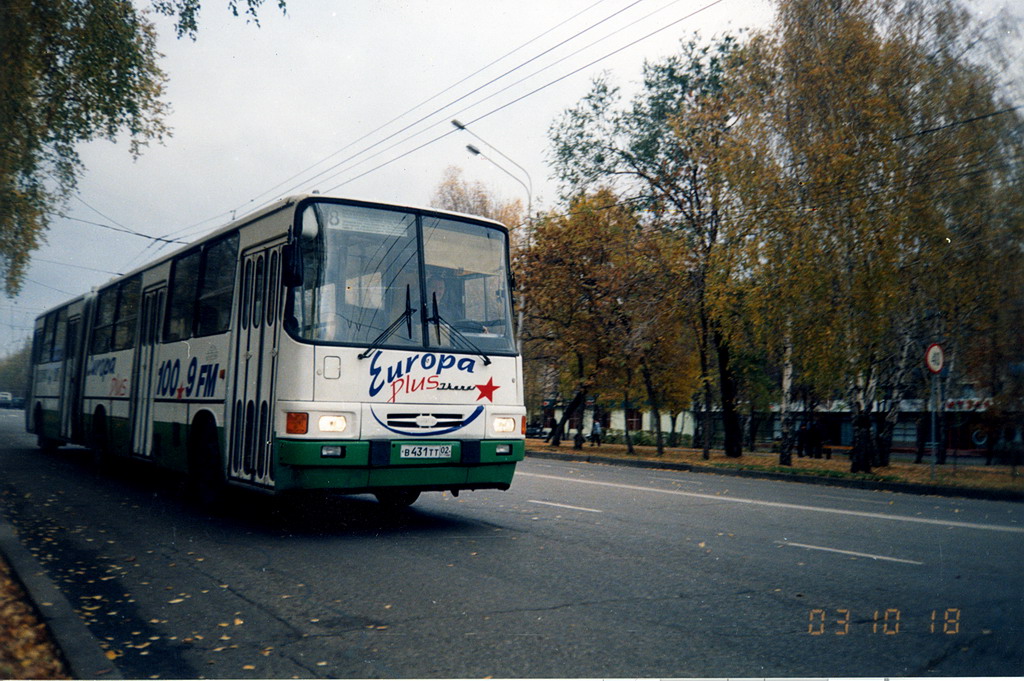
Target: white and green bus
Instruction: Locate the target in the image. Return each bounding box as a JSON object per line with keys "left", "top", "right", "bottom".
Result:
{"left": 27, "top": 196, "right": 526, "bottom": 507}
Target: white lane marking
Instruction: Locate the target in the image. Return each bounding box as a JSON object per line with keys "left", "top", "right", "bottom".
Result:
{"left": 528, "top": 500, "right": 603, "bottom": 513}
{"left": 650, "top": 476, "right": 703, "bottom": 485}
{"left": 812, "top": 493, "right": 893, "bottom": 505}
{"left": 516, "top": 471, "right": 1024, "bottom": 533}
{"left": 777, "top": 541, "right": 924, "bottom": 565}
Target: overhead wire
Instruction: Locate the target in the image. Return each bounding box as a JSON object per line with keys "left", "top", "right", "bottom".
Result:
{"left": 321, "top": 0, "right": 730, "bottom": 195}
{"left": 308, "top": 0, "right": 701, "bottom": 198}
{"left": 22, "top": 2, "right": 644, "bottom": 305}
{"left": 236, "top": 0, "right": 670, "bottom": 213}
{"left": 220, "top": 0, "right": 620, "bottom": 221}
{"left": 131, "top": 0, "right": 642, "bottom": 248}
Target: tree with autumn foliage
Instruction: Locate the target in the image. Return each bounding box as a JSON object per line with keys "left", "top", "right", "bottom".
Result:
{"left": 549, "top": 35, "right": 746, "bottom": 458}
{"left": 430, "top": 166, "right": 524, "bottom": 234}
{"left": 0, "top": 0, "right": 284, "bottom": 297}
{"left": 519, "top": 189, "right": 699, "bottom": 454}
{"left": 722, "top": 0, "right": 1024, "bottom": 471}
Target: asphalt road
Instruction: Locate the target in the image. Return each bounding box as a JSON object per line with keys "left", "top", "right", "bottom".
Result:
{"left": 1, "top": 411, "right": 1022, "bottom": 678}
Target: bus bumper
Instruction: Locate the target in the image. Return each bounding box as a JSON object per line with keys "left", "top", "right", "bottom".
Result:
{"left": 273, "top": 439, "right": 524, "bottom": 493}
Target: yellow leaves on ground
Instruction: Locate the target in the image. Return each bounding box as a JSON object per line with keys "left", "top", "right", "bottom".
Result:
{"left": 0, "top": 556, "right": 69, "bottom": 680}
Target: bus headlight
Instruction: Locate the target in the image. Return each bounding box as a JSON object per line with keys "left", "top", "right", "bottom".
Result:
{"left": 493, "top": 417, "right": 517, "bottom": 433}
{"left": 318, "top": 415, "right": 348, "bottom": 433}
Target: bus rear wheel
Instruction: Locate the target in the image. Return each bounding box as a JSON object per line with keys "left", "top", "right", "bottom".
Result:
{"left": 90, "top": 408, "right": 111, "bottom": 469}
{"left": 35, "top": 406, "right": 58, "bottom": 452}
{"left": 374, "top": 489, "right": 421, "bottom": 508}
{"left": 189, "top": 424, "right": 226, "bottom": 510}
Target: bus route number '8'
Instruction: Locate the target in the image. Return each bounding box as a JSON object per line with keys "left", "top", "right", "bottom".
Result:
{"left": 807, "top": 608, "right": 962, "bottom": 635}
{"left": 157, "top": 358, "right": 220, "bottom": 398}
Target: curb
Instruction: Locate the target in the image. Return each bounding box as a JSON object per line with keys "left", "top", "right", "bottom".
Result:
{"left": 526, "top": 450, "right": 1024, "bottom": 503}
{"left": 0, "top": 520, "right": 122, "bottom": 680}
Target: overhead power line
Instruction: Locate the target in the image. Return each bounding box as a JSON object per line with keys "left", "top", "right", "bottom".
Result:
{"left": 33, "top": 257, "right": 123, "bottom": 276}
{"left": 893, "top": 105, "right": 1021, "bottom": 141}
{"left": 58, "top": 213, "right": 187, "bottom": 245}
{"left": 321, "top": 0, "right": 729, "bottom": 194}
{"left": 221, "top": 0, "right": 622, "bottom": 222}
{"left": 236, "top": 0, "right": 668, "bottom": 214}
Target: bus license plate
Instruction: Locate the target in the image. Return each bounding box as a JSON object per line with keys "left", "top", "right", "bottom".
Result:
{"left": 399, "top": 444, "right": 453, "bottom": 459}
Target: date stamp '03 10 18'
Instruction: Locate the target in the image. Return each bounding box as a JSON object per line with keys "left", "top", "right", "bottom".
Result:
{"left": 807, "top": 608, "right": 962, "bottom": 635}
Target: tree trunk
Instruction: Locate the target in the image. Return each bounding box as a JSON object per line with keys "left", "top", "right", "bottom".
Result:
{"left": 550, "top": 390, "right": 585, "bottom": 448}
{"left": 623, "top": 399, "right": 635, "bottom": 456}
{"left": 702, "top": 384, "right": 713, "bottom": 460}
{"left": 641, "top": 363, "right": 665, "bottom": 456}
{"left": 778, "top": 336, "right": 794, "bottom": 466}
{"left": 696, "top": 339, "right": 713, "bottom": 460}
{"left": 714, "top": 330, "right": 743, "bottom": 458}
{"left": 850, "top": 406, "right": 874, "bottom": 474}
{"left": 746, "top": 404, "right": 760, "bottom": 453}
{"left": 936, "top": 373, "right": 948, "bottom": 465}
{"left": 873, "top": 328, "right": 916, "bottom": 467}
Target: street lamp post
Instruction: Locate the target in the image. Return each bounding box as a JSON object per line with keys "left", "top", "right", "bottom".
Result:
{"left": 451, "top": 119, "right": 533, "bottom": 220}
{"left": 450, "top": 120, "right": 532, "bottom": 354}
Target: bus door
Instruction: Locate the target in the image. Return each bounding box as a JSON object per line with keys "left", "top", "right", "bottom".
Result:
{"left": 59, "top": 315, "right": 81, "bottom": 441}
{"left": 229, "top": 243, "right": 284, "bottom": 487}
{"left": 130, "top": 287, "right": 165, "bottom": 458}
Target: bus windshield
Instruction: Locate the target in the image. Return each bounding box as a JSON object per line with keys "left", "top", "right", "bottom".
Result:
{"left": 288, "top": 201, "right": 516, "bottom": 355}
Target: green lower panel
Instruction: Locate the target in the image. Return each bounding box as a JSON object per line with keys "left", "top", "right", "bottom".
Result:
{"left": 278, "top": 467, "right": 371, "bottom": 490}
{"left": 466, "top": 463, "right": 517, "bottom": 487}
{"left": 479, "top": 440, "right": 526, "bottom": 463}
{"left": 274, "top": 438, "right": 521, "bottom": 493}
{"left": 278, "top": 440, "right": 370, "bottom": 467}
{"left": 367, "top": 467, "right": 469, "bottom": 488}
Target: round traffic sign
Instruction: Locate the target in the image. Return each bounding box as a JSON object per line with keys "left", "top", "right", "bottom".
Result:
{"left": 925, "top": 343, "right": 944, "bottom": 374}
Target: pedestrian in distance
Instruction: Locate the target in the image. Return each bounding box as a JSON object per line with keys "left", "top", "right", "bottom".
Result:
{"left": 590, "top": 419, "right": 603, "bottom": 447}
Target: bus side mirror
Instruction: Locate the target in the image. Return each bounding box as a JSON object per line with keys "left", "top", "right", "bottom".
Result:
{"left": 282, "top": 243, "right": 303, "bottom": 287}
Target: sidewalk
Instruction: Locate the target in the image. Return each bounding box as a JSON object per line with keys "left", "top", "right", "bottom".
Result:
{"left": 525, "top": 438, "right": 1024, "bottom": 502}
{"left": 0, "top": 520, "right": 121, "bottom": 679}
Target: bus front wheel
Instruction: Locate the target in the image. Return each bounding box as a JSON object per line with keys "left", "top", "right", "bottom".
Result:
{"left": 374, "top": 489, "right": 421, "bottom": 508}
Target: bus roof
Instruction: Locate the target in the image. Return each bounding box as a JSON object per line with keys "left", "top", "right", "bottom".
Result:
{"left": 38, "top": 195, "right": 510, "bottom": 317}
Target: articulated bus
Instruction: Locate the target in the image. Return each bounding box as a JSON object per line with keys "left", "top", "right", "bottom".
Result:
{"left": 27, "top": 196, "right": 526, "bottom": 507}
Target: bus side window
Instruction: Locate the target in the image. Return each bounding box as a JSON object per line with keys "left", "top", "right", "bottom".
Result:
{"left": 51, "top": 308, "right": 67, "bottom": 362}
{"left": 165, "top": 250, "right": 201, "bottom": 342}
{"left": 32, "top": 327, "right": 44, "bottom": 364}
{"left": 92, "top": 288, "right": 117, "bottom": 354}
{"left": 39, "top": 312, "right": 58, "bottom": 362}
{"left": 196, "top": 234, "right": 239, "bottom": 337}
{"left": 113, "top": 277, "right": 141, "bottom": 350}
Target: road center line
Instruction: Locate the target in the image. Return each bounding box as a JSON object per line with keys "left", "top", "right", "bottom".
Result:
{"left": 516, "top": 471, "right": 1024, "bottom": 533}
{"left": 777, "top": 541, "right": 924, "bottom": 565}
{"left": 528, "top": 500, "right": 603, "bottom": 513}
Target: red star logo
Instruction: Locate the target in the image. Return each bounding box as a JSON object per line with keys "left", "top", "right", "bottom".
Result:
{"left": 475, "top": 377, "right": 500, "bottom": 402}
{"left": 176, "top": 385, "right": 185, "bottom": 399}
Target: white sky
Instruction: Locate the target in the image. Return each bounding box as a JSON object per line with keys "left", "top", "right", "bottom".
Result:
{"left": 0, "top": 0, "right": 1018, "bottom": 358}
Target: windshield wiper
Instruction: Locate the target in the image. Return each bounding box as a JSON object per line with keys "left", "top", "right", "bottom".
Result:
{"left": 358, "top": 285, "right": 413, "bottom": 359}
{"left": 428, "top": 293, "right": 492, "bottom": 366}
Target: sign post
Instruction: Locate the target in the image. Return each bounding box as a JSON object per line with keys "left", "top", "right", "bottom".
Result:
{"left": 925, "top": 344, "right": 945, "bottom": 480}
